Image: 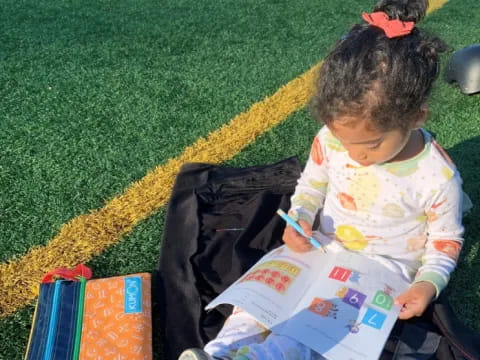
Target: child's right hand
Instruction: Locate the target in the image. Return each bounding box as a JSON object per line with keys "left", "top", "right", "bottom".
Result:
{"left": 282, "top": 220, "right": 313, "bottom": 252}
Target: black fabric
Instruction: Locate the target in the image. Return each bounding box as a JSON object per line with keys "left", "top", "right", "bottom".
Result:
{"left": 430, "top": 293, "right": 480, "bottom": 360}
{"left": 387, "top": 294, "right": 480, "bottom": 360}
{"left": 154, "top": 157, "right": 302, "bottom": 359}
{"left": 153, "top": 158, "right": 480, "bottom": 360}
{"left": 393, "top": 322, "right": 442, "bottom": 359}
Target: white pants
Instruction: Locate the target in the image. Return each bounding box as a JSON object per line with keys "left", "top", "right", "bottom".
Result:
{"left": 204, "top": 307, "right": 324, "bottom": 360}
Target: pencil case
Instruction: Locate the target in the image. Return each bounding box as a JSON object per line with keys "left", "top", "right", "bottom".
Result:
{"left": 24, "top": 264, "right": 152, "bottom": 360}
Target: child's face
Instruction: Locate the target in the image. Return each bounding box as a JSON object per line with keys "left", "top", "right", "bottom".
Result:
{"left": 328, "top": 117, "right": 412, "bottom": 166}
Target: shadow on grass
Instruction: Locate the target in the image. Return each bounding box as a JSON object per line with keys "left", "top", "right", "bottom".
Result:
{"left": 445, "top": 135, "right": 480, "bottom": 330}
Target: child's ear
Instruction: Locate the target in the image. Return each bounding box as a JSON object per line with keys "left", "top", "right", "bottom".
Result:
{"left": 414, "top": 104, "right": 429, "bottom": 129}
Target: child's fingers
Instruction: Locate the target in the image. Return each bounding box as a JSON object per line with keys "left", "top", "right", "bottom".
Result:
{"left": 395, "top": 290, "right": 428, "bottom": 319}
{"left": 298, "top": 220, "right": 313, "bottom": 237}
{"left": 397, "top": 305, "right": 417, "bottom": 320}
{"left": 283, "top": 226, "right": 310, "bottom": 252}
{"left": 394, "top": 292, "right": 408, "bottom": 307}
{"left": 397, "top": 301, "right": 426, "bottom": 319}
{"left": 282, "top": 226, "right": 312, "bottom": 252}
{"left": 395, "top": 292, "right": 413, "bottom": 319}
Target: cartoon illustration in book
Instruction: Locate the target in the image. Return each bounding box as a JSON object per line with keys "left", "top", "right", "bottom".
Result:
{"left": 308, "top": 298, "right": 339, "bottom": 319}
{"left": 383, "top": 285, "right": 394, "bottom": 297}
{"left": 335, "top": 286, "right": 348, "bottom": 298}
{"left": 346, "top": 320, "right": 362, "bottom": 334}
{"left": 349, "top": 271, "right": 361, "bottom": 283}
{"left": 240, "top": 260, "right": 300, "bottom": 294}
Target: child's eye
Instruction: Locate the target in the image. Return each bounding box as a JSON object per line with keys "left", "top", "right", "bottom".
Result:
{"left": 366, "top": 142, "right": 381, "bottom": 149}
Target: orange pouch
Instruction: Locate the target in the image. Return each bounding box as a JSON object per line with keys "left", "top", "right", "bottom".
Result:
{"left": 25, "top": 266, "right": 152, "bottom": 360}
{"left": 79, "top": 273, "right": 152, "bottom": 360}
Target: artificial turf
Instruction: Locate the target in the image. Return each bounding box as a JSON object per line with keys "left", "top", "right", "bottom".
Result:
{"left": 0, "top": 0, "right": 361, "bottom": 263}
{"left": 1, "top": 0, "right": 479, "bottom": 359}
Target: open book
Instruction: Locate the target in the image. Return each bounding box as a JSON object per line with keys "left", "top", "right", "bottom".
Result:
{"left": 206, "top": 238, "right": 411, "bottom": 360}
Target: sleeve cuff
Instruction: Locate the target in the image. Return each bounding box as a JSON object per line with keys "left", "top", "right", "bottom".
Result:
{"left": 413, "top": 271, "right": 448, "bottom": 300}
{"left": 288, "top": 209, "right": 314, "bottom": 226}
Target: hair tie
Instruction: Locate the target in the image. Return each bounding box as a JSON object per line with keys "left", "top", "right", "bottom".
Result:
{"left": 362, "top": 11, "right": 415, "bottom": 38}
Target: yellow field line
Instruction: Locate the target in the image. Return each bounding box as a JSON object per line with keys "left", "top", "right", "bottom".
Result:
{"left": 428, "top": 0, "right": 448, "bottom": 12}
{"left": 0, "top": 0, "right": 448, "bottom": 317}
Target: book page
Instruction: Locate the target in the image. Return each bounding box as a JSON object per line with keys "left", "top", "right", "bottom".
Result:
{"left": 278, "top": 251, "right": 410, "bottom": 360}
{"left": 206, "top": 245, "right": 328, "bottom": 330}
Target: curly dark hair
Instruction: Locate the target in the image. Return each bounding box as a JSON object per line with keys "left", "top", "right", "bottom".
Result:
{"left": 310, "top": 0, "right": 447, "bottom": 132}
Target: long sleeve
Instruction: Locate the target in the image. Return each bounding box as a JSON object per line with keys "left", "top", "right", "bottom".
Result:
{"left": 413, "top": 173, "right": 464, "bottom": 296}
{"left": 289, "top": 133, "right": 329, "bottom": 226}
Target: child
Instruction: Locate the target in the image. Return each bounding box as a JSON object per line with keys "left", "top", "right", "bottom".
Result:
{"left": 179, "top": 0, "right": 465, "bottom": 359}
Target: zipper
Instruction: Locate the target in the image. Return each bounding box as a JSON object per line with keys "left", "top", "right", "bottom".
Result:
{"left": 72, "top": 277, "right": 87, "bottom": 360}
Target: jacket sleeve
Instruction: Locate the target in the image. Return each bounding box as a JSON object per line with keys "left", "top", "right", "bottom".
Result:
{"left": 413, "top": 173, "right": 465, "bottom": 297}
{"left": 289, "top": 132, "right": 330, "bottom": 226}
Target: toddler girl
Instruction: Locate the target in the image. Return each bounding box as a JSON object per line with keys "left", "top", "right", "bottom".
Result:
{"left": 179, "top": 0, "right": 465, "bottom": 359}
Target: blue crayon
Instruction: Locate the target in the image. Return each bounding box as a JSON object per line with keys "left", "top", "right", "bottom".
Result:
{"left": 277, "top": 209, "right": 326, "bottom": 252}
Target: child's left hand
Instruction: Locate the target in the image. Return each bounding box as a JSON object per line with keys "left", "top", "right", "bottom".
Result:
{"left": 394, "top": 282, "right": 437, "bottom": 320}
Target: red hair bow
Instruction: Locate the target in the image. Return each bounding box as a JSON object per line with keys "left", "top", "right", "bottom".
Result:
{"left": 362, "top": 11, "right": 414, "bottom": 38}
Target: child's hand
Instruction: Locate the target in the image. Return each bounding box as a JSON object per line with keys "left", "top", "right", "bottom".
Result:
{"left": 282, "top": 220, "right": 313, "bottom": 252}
{"left": 395, "top": 282, "right": 437, "bottom": 320}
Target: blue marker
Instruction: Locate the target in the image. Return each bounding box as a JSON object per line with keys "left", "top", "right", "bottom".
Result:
{"left": 276, "top": 209, "right": 326, "bottom": 252}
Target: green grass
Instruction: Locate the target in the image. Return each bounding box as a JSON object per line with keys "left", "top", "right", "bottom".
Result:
{"left": 1, "top": 0, "right": 480, "bottom": 359}
{"left": 0, "top": 0, "right": 362, "bottom": 262}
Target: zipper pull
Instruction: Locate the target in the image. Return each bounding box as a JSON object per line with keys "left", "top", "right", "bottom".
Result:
{"left": 42, "top": 264, "right": 93, "bottom": 283}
